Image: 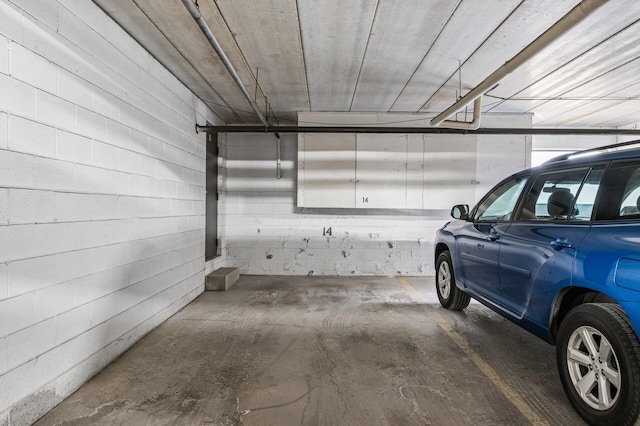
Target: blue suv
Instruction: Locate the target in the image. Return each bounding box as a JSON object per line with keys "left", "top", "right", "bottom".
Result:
{"left": 434, "top": 141, "right": 640, "bottom": 425}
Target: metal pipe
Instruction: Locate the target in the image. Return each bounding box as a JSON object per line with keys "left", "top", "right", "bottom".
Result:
{"left": 440, "top": 96, "right": 482, "bottom": 130}
{"left": 195, "top": 125, "right": 640, "bottom": 136}
{"left": 276, "top": 134, "right": 282, "bottom": 179}
{"left": 430, "top": 0, "right": 608, "bottom": 127}
{"left": 180, "top": 0, "right": 270, "bottom": 128}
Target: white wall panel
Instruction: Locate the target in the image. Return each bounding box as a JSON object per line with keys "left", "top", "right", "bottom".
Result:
{"left": 355, "top": 134, "right": 407, "bottom": 208}
{"left": 406, "top": 135, "right": 424, "bottom": 209}
{"left": 299, "top": 133, "right": 356, "bottom": 208}
{"left": 423, "top": 135, "right": 476, "bottom": 209}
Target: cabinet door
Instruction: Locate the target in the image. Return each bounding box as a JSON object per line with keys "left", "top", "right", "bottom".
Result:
{"left": 299, "top": 133, "right": 356, "bottom": 208}
{"left": 355, "top": 134, "right": 408, "bottom": 209}
{"left": 406, "top": 135, "right": 425, "bottom": 209}
{"left": 423, "top": 134, "right": 476, "bottom": 209}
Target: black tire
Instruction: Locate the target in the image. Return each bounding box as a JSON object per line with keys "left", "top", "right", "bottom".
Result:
{"left": 435, "top": 250, "right": 470, "bottom": 310}
{"left": 556, "top": 303, "right": 640, "bottom": 426}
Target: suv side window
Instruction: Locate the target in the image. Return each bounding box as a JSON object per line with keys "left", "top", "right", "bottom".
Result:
{"left": 518, "top": 168, "right": 599, "bottom": 221}
{"left": 474, "top": 177, "right": 528, "bottom": 221}
{"left": 596, "top": 161, "right": 640, "bottom": 220}
{"left": 572, "top": 168, "right": 604, "bottom": 220}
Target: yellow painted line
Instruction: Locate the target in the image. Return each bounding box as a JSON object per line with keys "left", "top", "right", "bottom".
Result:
{"left": 396, "top": 276, "right": 547, "bottom": 426}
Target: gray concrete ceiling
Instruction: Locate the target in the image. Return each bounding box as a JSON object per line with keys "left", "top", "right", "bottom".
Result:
{"left": 92, "top": 0, "right": 640, "bottom": 128}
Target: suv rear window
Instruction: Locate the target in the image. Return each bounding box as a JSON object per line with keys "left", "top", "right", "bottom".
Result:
{"left": 596, "top": 160, "right": 640, "bottom": 220}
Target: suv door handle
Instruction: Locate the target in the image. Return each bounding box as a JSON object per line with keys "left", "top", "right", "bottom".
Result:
{"left": 488, "top": 230, "right": 501, "bottom": 242}
{"left": 550, "top": 237, "right": 573, "bottom": 251}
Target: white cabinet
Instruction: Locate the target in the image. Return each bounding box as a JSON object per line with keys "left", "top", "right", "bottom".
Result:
{"left": 297, "top": 132, "right": 527, "bottom": 210}
{"left": 423, "top": 135, "right": 477, "bottom": 209}
{"left": 298, "top": 133, "right": 356, "bottom": 208}
{"left": 355, "top": 134, "right": 408, "bottom": 208}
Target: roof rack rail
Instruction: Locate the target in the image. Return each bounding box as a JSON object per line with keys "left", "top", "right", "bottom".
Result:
{"left": 544, "top": 138, "right": 640, "bottom": 164}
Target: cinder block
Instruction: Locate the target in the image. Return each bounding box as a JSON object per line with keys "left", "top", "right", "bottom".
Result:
{"left": 10, "top": 0, "right": 58, "bottom": 31}
{"left": 130, "top": 128, "right": 150, "bottom": 153}
{"left": 106, "top": 119, "right": 130, "bottom": 149}
{"left": 57, "top": 129, "right": 91, "bottom": 164}
{"left": 35, "top": 157, "right": 76, "bottom": 191}
{"left": 8, "top": 222, "right": 74, "bottom": 262}
{"left": 129, "top": 174, "right": 149, "bottom": 197}
{"left": 91, "top": 86, "right": 121, "bottom": 121}
{"left": 77, "top": 106, "right": 106, "bottom": 141}
{"left": 139, "top": 154, "right": 156, "bottom": 177}
{"left": 10, "top": 116, "right": 56, "bottom": 157}
{"left": 0, "top": 148, "right": 36, "bottom": 189}
{"left": 205, "top": 267, "right": 239, "bottom": 291}
{"left": 117, "top": 196, "right": 139, "bottom": 219}
{"left": 35, "top": 281, "right": 76, "bottom": 322}
{"left": 4, "top": 318, "right": 56, "bottom": 375}
{"left": 55, "top": 304, "right": 91, "bottom": 346}
{"left": 92, "top": 140, "right": 119, "bottom": 170}
{"left": 76, "top": 164, "right": 106, "bottom": 194}
{"left": 57, "top": 67, "right": 93, "bottom": 109}
{"left": 0, "top": 263, "right": 7, "bottom": 300}
{"left": 0, "top": 293, "right": 35, "bottom": 338}
{"left": 0, "top": 112, "right": 7, "bottom": 149}
{"left": 118, "top": 148, "right": 139, "bottom": 174}
{"left": 0, "top": 73, "right": 36, "bottom": 119}
{"left": 0, "top": 227, "right": 6, "bottom": 265}
{"left": 90, "top": 293, "right": 118, "bottom": 327}
{"left": 11, "top": 43, "right": 57, "bottom": 93}
{"left": 89, "top": 194, "right": 118, "bottom": 221}
{"left": 8, "top": 254, "right": 59, "bottom": 299}
{"left": 36, "top": 90, "right": 77, "bottom": 133}
{"left": 8, "top": 188, "right": 56, "bottom": 224}
{"left": 105, "top": 219, "right": 128, "bottom": 245}
{"left": 164, "top": 143, "right": 178, "bottom": 163}
{"left": 0, "top": 189, "right": 6, "bottom": 224}
{"left": 106, "top": 170, "right": 129, "bottom": 195}
{"left": 0, "top": 37, "right": 8, "bottom": 76}
{"left": 57, "top": 249, "right": 95, "bottom": 285}
{"left": 55, "top": 192, "right": 90, "bottom": 222}
{"left": 73, "top": 221, "right": 106, "bottom": 250}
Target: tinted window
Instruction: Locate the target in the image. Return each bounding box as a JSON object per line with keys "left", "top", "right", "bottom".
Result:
{"left": 572, "top": 168, "right": 604, "bottom": 220}
{"left": 597, "top": 161, "right": 640, "bottom": 220}
{"left": 474, "top": 177, "right": 528, "bottom": 221}
{"left": 619, "top": 167, "right": 640, "bottom": 217}
{"left": 518, "top": 168, "right": 596, "bottom": 221}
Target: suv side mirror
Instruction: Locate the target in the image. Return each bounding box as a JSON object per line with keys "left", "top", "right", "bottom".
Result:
{"left": 451, "top": 204, "right": 470, "bottom": 220}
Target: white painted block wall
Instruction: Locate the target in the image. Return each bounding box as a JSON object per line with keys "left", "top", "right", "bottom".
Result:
{"left": 0, "top": 1, "right": 221, "bottom": 424}
{"left": 220, "top": 113, "right": 531, "bottom": 276}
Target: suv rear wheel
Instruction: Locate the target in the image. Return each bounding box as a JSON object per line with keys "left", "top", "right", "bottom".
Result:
{"left": 435, "top": 250, "right": 470, "bottom": 310}
{"left": 556, "top": 303, "right": 640, "bottom": 425}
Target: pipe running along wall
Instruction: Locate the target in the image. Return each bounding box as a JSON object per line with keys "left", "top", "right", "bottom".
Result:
{"left": 195, "top": 125, "right": 640, "bottom": 136}
{"left": 180, "top": 0, "right": 283, "bottom": 177}
{"left": 431, "top": 0, "right": 609, "bottom": 128}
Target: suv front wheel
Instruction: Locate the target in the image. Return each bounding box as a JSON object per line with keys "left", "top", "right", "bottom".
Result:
{"left": 556, "top": 303, "right": 640, "bottom": 425}
{"left": 435, "top": 250, "right": 470, "bottom": 311}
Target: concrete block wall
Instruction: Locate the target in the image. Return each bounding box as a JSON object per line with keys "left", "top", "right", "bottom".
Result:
{"left": 0, "top": 1, "right": 221, "bottom": 424}
{"left": 220, "top": 121, "right": 530, "bottom": 276}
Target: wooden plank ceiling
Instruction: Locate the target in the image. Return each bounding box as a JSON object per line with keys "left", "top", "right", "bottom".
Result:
{"left": 91, "top": 0, "right": 640, "bottom": 128}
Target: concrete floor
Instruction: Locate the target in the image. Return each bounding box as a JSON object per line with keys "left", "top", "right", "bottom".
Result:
{"left": 34, "top": 276, "right": 587, "bottom": 426}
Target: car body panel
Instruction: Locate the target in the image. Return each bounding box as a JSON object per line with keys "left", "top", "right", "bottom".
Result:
{"left": 498, "top": 221, "right": 590, "bottom": 319}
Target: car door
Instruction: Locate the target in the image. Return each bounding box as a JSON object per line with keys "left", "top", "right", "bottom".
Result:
{"left": 574, "top": 161, "right": 640, "bottom": 313}
{"left": 498, "top": 167, "right": 604, "bottom": 320}
{"left": 456, "top": 176, "right": 528, "bottom": 302}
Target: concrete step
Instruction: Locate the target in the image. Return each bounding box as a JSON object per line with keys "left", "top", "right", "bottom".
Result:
{"left": 205, "top": 267, "right": 240, "bottom": 291}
